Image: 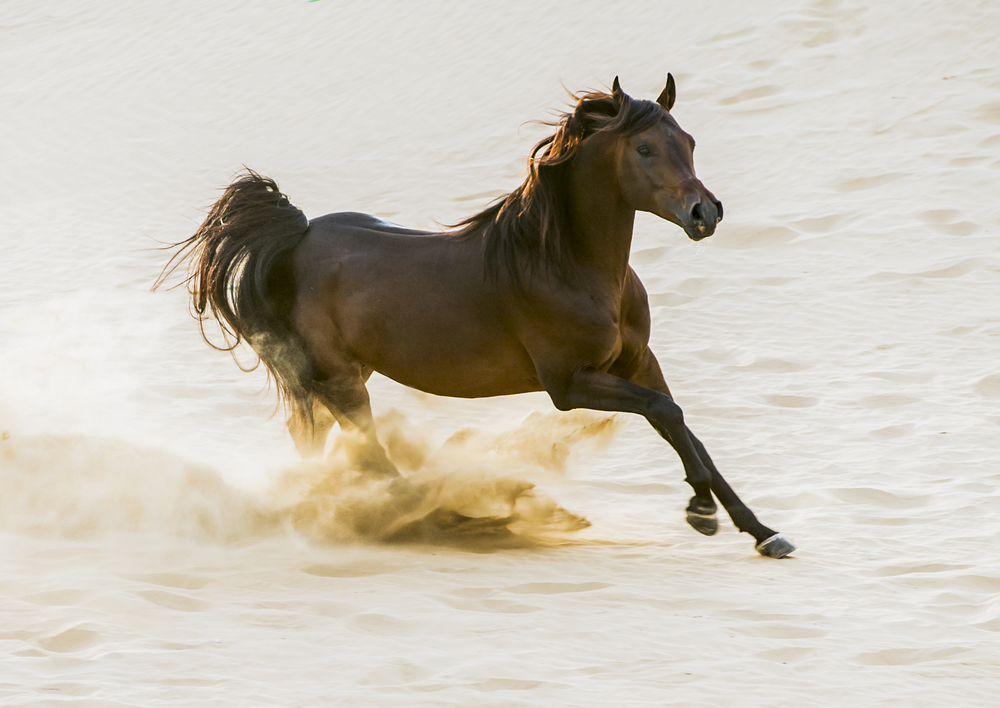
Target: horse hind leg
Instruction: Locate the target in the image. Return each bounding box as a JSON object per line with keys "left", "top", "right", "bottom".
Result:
{"left": 287, "top": 397, "right": 337, "bottom": 459}
{"left": 311, "top": 370, "right": 400, "bottom": 479}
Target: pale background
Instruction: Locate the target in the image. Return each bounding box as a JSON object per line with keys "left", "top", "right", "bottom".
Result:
{"left": 1, "top": 0, "right": 998, "bottom": 705}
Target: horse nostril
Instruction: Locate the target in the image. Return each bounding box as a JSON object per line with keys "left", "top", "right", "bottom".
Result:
{"left": 691, "top": 202, "right": 704, "bottom": 224}
{"left": 714, "top": 200, "right": 724, "bottom": 223}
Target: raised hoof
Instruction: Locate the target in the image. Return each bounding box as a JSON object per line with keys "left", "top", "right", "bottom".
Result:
{"left": 686, "top": 510, "right": 719, "bottom": 536}
{"left": 755, "top": 533, "right": 796, "bottom": 559}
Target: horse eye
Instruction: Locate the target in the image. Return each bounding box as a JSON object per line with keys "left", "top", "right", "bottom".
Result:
{"left": 637, "top": 145, "right": 651, "bottom": 156}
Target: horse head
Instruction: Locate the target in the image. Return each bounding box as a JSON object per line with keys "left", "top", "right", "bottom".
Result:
{"left": 613, "top": 75, "right": 723, "bottom": 241}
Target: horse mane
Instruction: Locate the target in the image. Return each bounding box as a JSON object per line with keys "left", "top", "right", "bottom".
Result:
{"left": 453, "top": 88, "right": 667, "bottom": 286}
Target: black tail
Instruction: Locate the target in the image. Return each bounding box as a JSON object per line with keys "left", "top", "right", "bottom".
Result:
{"left": 154, "top": 169, "right": 314, "bottom": 423}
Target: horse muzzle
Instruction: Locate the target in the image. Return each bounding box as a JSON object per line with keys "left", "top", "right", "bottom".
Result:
{"left": 685, "top": 198, "right": 723, "bottom": 241}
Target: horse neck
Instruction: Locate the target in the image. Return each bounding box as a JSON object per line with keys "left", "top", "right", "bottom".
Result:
{"left": 565, "top": 135, "right": 636, "bottom": 290}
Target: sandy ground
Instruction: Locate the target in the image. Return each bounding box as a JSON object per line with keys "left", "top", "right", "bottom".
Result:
{"left": 2, "top": 0, "right": 1000, "bottom": 705}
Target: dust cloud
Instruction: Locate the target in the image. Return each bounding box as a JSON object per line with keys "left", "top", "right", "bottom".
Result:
{"left": 0, "top": 410, "right": 619, "bottom": 548}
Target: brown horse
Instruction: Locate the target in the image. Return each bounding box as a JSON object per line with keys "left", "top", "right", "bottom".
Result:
{"left": 158, "top": 75, "right": 794, "bottom": 558}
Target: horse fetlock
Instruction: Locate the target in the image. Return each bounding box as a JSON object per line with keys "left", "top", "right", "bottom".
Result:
{"left": 728, "top": 507, "right": 762, "bottom": 535}
{"left": 686, "top": 494, "right": 716, "bottom": 516}
{"left": 684, "top": 465, "right": 712, "bottom": 490}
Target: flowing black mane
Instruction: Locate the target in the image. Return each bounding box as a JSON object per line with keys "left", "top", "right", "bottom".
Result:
{"left": 453, "top": 88, "right": 666, "bottom": 285}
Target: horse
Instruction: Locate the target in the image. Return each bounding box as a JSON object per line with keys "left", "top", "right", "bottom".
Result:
{"left": 157, "top": 75, "right": 795, "bottom": 558}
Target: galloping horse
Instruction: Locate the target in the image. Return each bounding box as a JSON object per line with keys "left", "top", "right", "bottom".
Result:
{"left": 159, "top": 75, "right": 794, "bottom": 558}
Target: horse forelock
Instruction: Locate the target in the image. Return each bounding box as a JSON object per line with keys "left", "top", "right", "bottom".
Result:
{"left": 454, "top": 89, "right": 665, "bottom": 287}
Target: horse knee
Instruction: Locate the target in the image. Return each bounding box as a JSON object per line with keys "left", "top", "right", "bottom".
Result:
{"left": 654, "top": 397, "right": 685, "bottom": 429}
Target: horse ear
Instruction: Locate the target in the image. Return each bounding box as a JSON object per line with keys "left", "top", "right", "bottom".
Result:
{"left": 612, "top": 76, "right": 623, "bottom": 98}
{"left": 656, "top": 73, "right": 676, "bottom": 111}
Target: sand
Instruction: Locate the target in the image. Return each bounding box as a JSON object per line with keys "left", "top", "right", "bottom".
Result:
{"left": 2, "top": 0, "right": 999, "bottom": 705}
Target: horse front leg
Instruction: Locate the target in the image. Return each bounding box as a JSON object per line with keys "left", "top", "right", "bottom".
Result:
{"left": 540, "top": 366, "right": 717, "bottom": 533}
{"left": 629, "top": 348, "right": 795, "bottom": 558}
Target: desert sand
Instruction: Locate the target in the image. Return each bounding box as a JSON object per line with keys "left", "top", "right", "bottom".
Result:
{"left": 2, "top": 0, "right": 999, "bottom": 705}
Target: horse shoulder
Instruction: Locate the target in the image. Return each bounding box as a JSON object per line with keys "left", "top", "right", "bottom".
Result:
{"left": 621, "top": 267, "right": 652, "bottom": 343}
{"left": 606, "top": 268, "right": 653, "bottom": 379}
{"left": 514, "top": 272, "right": 628, "bottom": 379}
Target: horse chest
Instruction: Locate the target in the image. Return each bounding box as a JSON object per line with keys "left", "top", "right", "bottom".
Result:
{"left": 523, "top": 290, "right": 625, "bottom": 370}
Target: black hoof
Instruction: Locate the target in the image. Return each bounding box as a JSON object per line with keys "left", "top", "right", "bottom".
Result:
{"left": 755, "top": 533, "right": 796, "bottom": 558}
{"left": 686, "top": 510, "right": 719, "bottom": 536}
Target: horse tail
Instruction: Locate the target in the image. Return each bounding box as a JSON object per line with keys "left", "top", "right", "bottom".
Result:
{"left": 154, "top": 169, "right": 315, "bottom": 425}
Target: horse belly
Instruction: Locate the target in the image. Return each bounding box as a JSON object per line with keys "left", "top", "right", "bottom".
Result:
{"left": 300, "top": 253, "right": 541, "bottom": 398}
{"left": 349, "top": 302, "right": 541, "bottom": 398}
{"left": 375, "top": 339, "right": 542, "bottom": 398}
